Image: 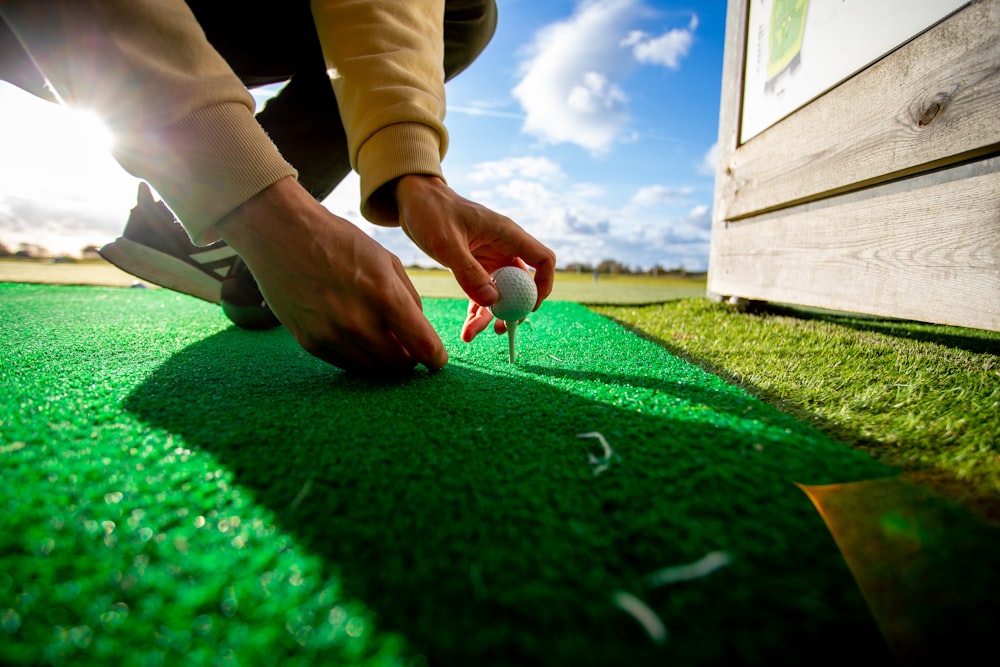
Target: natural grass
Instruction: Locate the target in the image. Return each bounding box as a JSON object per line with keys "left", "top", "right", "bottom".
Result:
{"left": 395, "top": 268, "right": 706, "bottom": 304}
{"left": 0, "top": 259, "right": 707, "bottom": 305}
{"left": 593, "top": 299, "right": 1000, "bottom": 525}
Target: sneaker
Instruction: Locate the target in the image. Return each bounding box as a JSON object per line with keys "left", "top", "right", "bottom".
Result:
{"left": 220, "top": 255, "right": 281, "bottom": 330}
{"left": 100, "top": 183, "right": 280, "bottom": 330}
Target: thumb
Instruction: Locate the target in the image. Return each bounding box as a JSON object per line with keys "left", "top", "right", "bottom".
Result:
{"left": 447, "top": 252, "right": 498, "bottom": 306}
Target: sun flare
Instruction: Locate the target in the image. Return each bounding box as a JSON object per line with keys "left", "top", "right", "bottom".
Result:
{"left": 0, "top": 84, "right": 138, "bottom": 206}
{"left": 62, "top": 108, "right": 115, "bottom": 155}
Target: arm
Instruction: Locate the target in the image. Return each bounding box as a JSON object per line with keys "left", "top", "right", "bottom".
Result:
{"left": 215, "top": 176, "right": 448, "bottom": 375}
{"left": 395, "top": 174, "right": 556, "bottom": 341}
{"left": 312, "top": 0, "right": 556, "bottom": 336}
{"left": 0, "top": 0, "right": 295, "bottom": 243}
{"left": 4, "top": 0, "right": 447, "bottom": 374}
{"left": 311, "top": 0, "right": 448, "bottom": 224}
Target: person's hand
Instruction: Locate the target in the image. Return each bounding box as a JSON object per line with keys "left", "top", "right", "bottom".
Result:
{"left": 215, "top": 177, "right": 447, "bottom": 375}
{"left": 393, "top": 175, "right": 556, "bottom": 343}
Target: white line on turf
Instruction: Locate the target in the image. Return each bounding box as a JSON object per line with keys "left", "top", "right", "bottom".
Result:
{"left": 613, "top": 591, "right": 668, "bottom": 644}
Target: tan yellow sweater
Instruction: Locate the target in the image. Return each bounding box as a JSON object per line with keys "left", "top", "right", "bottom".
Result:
{"left": 1, "top": 0, "right": 447, "bottom": 242}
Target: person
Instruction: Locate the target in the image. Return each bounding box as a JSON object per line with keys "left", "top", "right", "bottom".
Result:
{"left": 0, "top": 0, "right": 556, "bottom": 375}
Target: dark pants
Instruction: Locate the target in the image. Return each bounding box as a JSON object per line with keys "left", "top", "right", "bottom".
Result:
{"left": 0, "top": 0, "right": 498, "bottom": 202}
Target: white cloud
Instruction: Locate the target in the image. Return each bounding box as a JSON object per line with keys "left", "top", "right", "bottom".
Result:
{"left": 447, "top": 105, "right": 524, "bottom": 120}
{"left": 686, "top": 203, "right": 712, "bottom": 229}
{"left": 566, "top": 71, "right": 628, "bottom": 114}
{"left": 512, "top": 0, "right": 636, "bottom": 154}
{"left": 453, "top": 155, "right": 711, "bottom": 271}
{"left": 512, "top": 1, "right": 699, "bottom": 154}
{"left": 467, "top": 156, "right": 564, "bottom": 184}
{"left": 628, "top": 184, "right": 694, "bottom": 208}
{"left": 621, "top": 14, "right": 698, "bottom": 69}
{"left": 320, "top": 171, "right": 364, "bottom": 222}
{"left": 698, "top": 141, "right": 719, "bottom": 176}
{"left": 546, "top": 208, "right": 611, "bottom": 237}
{"left": 495, "top": 179, "right": 555, "bottom": 208}
{"left": 0, "top": 192, "right": 138, "bottom": 256}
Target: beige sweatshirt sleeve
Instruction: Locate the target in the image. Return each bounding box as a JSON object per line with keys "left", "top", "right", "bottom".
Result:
{"left": 0, "top": 0, "right": 297, "bottom": 243}
{"left": 311, "top": 0, "right": 448, "bottom": 224}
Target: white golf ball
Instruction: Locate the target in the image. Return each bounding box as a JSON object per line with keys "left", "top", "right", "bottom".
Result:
{"left": 489, "top": 266, "right": 538, "bottom": 321}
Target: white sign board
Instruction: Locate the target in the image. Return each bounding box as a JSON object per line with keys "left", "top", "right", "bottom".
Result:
{"left": 740, "top": 0, "right": 968, "bottom": 141}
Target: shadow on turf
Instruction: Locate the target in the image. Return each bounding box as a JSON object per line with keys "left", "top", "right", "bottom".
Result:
{"left": 600, "top": 305, "right": 1000, "bottom": 526}
{"left": 123, "top": 327, "right": 903, "bottom": 666}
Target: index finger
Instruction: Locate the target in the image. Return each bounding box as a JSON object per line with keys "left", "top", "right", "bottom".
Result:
{"left": 516, "top": 239, "right": 557, "bottom": 309}
{"left": 386, "top": 298, "right": 448, "bottom": 370}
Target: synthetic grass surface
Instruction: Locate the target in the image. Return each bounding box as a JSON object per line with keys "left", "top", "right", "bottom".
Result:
{"left": 1, "top": 283, "right": 997, "bottom": 665}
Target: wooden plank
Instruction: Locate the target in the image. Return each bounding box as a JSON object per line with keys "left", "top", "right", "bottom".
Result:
{"left": 708, "top": 165, "right": 1000, "bottom": 331}
{"left": 718, "top": 0, "right": 1000, "bottom": 221}
{"left": 712, "top": 0, "right": 748, "bottom": 184}
{"left": 709, "top": 0, "right": 749, "bottom": 272}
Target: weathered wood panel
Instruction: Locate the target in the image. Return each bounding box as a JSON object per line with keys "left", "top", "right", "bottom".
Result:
{"left": 712, "top": 0, "right": 747, "bottom": 182}
{"left": 709, "top": 163, "right": 1000, "bottom": 330}
{"left": 718, "top": 0, "right": 1000, "bottom": 221}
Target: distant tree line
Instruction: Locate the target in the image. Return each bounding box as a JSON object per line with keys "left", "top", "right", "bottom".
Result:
{"left": 0, "top": 240, "right": 102, "bottom": 260}
{"left": 562, "top": 259, "right": 703, "bottom": 277}
{"left": 2, "top": 238, "right": 704, "bottom": 275}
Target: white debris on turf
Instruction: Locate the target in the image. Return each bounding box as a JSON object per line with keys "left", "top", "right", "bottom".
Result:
{"left": 290, "top": 478, "right": 313, "bottom": 510}
{"left": 612, "top": 550, "right": 732, "bottom": 646}
{"left": 576, "top": 433, "right": 732, "bottom": 645}
{"left": 612, "top": 591, "right": 669, "bottom": 645}
{"left": 647, "top": 551, "right": 732, "bottom": 588}
{"left": 612, "top": 550, "right": 732, "bottom": 644}
{"left": 578, "top": 431, "right": 616, "bottom": 476}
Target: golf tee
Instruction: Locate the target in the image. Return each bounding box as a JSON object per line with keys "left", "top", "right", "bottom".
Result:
{"left": 507, "top": 319, "right": 518, "bottom": 364}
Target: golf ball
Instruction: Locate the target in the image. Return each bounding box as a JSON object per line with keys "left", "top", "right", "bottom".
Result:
{"left": 489, "top": 266, "right": 538, "bottom": 321}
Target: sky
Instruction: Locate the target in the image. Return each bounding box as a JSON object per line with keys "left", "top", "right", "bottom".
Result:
{"left": 0, "top": 0, "right": 726, "bottom": 271}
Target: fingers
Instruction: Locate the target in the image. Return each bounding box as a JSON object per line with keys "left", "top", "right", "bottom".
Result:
{"left": 298, "top": 309, "right": 444, "bottom": 376}
{"left": 259, "top": 276, "right": 438, "bottom": 375}
{"left": 446, "top": 249, "right": 499, "bottom": 307}
{"left": 515, "top": 241, "right": 557, "bottom": 309}
{"left": 392, "top": 175, "right": 558, "bottom": 347}
{"left": 386, "top": 303, "right": 449, "bottom": 370}
{"left": 302, "top": 334, "right": 405, "bottom": 376}
{"left": 461, "top": 300, "right": 496, "bottom": 342}
{"left": 216, "top": 179, "right": 446, "bottom": 376}
{"left": 396, "top": 262, "right": 425, "bottom": 310}
{"left": 386, "top": 261, "right": 448, "bottom": 370}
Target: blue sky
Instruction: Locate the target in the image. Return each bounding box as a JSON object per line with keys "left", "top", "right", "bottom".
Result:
{"left": 0, "top": 0, "right": 726, "bottom": 271}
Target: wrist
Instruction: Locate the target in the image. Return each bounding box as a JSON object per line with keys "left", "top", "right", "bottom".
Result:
{"left": 394, "top": 174, "right": 446, "bottom": 198}
{"left": 394, "top": 174, "right": 448, "bottom": 214}
{"left": 215, "top": 176, "right": 312, "bottom": 256}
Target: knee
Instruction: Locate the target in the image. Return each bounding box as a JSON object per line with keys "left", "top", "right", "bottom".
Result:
{"left": 443, "top": 0, "right": 498, "bottom": 80}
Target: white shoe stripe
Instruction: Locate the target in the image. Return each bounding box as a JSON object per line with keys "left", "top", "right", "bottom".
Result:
{"left": 98, "top": 236, "right": 222, "bottom": 303}
{"left": 191, "top": 245, "right": 238, "bottom": 264}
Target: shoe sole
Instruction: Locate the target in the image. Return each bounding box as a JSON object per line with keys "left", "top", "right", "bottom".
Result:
{"left": 99, "top": 236, "right": 225, "bottom": 304}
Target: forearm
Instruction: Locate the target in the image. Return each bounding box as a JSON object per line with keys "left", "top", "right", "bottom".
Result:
{"left": 310, "top": 0, "right": 448, "bottom": 224}
{"left": 1, "top": 0, "right": 295, "bottom": 242}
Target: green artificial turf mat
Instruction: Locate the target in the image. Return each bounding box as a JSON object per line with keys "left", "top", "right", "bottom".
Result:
{"left": 2, "top": 282, "right": 997, "bottom": 666}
